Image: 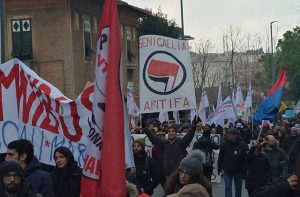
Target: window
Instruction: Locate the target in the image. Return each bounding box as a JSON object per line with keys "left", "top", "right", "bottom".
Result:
{"left": 74, "top": 12, "right": 79, "bottom": 30}
{"left": 11, "top": 19, "right": 32, "bottom": 60}
{"left": 126, "top": 26, "right": 133, "bottom": 62}
{"left": 83, "top": 18, "right": 92, "bottom": 59}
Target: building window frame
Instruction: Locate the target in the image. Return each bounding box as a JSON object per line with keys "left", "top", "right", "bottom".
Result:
{"left": 83, "top": 17, "right": 92, "bottom": 60}
{"left": 11, "top": 18, "right": 33, "bottom": 60}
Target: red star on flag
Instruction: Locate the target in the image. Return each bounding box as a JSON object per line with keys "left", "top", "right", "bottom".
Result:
{"left": 44, "top": 140, "right": 50, "bottom": 148}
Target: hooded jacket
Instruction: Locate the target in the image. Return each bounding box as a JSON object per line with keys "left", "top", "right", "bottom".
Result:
{"left": 25, "top": 156, "right": 55, "bottom": 197}
{"left": 218, "top": 137, "right": 249, "bottom": 175}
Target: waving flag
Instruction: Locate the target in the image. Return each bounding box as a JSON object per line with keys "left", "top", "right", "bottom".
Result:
{"left": 198, "top": 88, "right": 209, "bottom": 122}
{"left": 244, "top": 83, "right": 252, "bottom": 109}
{"left": 234, "top": 83, "right": 243, "bottom": 107}
{"left": 254, "top": 68, "right": 286, "bottom": 122}
{"left": 206, "top": 96, "right": 236, "bottom": 126}
{"left": 127, "top": 88, "right": 139, "bottom": 117}
{"left": 216, "top": 82, "right": 222, "bottom": 108}
{"left": 81, "top": 0, "right": 125, "bottom": 196}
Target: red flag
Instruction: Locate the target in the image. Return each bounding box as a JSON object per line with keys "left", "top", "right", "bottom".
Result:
{"left": 81, "top": 0, "right": 125, "bottom": 196}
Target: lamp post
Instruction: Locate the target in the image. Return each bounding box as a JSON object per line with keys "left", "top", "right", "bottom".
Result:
{"left": 270, "top": 20, "right": 278, "bottom": 84}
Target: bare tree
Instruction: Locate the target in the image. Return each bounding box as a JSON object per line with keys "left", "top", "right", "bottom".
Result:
{"left": 223, "top": 24, "right": 245, "bottom": 87}
{"left": 191, "top": 38, "right": 215, "bottom": 90}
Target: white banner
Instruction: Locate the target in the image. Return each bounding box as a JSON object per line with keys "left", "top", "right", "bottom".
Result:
{"left": 206, "top": 96, "right": 237, "bottom": 126}
{"left": 0, "top": 59, "right": 91, "bottom": 167}
{"left": 139, "top": 35, "right": 196, "bottom": 113}
{"left": 0, "top": 59, "right": 133, "bottom": 169}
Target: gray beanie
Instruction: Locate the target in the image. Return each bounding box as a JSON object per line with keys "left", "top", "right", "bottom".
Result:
{"left": 179, "top": 150, "right": 206, "bottom": 175}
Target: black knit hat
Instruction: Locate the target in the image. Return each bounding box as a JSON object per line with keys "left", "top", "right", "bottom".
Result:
{"left": 179, "top": 150, "right": 205, "bottom": 175}
{"left": 0, "top": 160, "right": 24, "bottom": 180}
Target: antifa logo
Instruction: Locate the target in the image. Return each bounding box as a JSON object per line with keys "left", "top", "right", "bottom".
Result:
{"left": 143, "top": 51, "right": 186, "bottom": 95}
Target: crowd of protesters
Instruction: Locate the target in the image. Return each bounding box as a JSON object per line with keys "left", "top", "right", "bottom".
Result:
{"left": 125, "top": 112, "right": 300, "bottom": 197}
{"left": 0, "top": 113, "right": 300, "bottom": 197}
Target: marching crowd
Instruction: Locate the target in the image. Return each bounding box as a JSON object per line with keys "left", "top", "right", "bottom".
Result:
{"left": 0, "top": 113, "right": 300, "bottom": 197}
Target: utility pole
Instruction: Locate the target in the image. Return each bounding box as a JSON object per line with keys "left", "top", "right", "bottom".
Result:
{"left": 180, "top": 0, "right": 184, "bottom": 39}
{"left": 0, "top": 0, "right": 5, "bottom": 64}
{"left": 270, "top": 21, "right": 278, "bottom": 84}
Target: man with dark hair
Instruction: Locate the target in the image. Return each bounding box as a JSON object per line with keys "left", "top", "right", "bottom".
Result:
{"left": 144, "top": 116, "right": 200, "bottom": 181}
{"left": 0, "top": 160, "right": 40, "bottom": 197}
{"left": 133, "top": 139, "right": 159, "bottom": 196}
{"left": 5, "top": 139, "right": 54, "bottom": 197}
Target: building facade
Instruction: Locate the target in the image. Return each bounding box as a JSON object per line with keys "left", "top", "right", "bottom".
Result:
{"left": 4, "top": 0, "right": 148, "bottom": 99}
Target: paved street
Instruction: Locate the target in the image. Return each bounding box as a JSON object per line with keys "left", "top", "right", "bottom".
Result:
{"left": 152, "top": 176, "right": 249, "bottom": 197}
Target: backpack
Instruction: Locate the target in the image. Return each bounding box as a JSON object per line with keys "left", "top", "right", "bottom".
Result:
{"left": 195, "top": 137, "right": 212, "bottom": 166}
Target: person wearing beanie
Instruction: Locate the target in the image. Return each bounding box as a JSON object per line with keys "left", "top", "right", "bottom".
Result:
{"left": 0, "top": 160, "right": 40, "bottom": 197}
{"left": 5, "top": 139, "right": 54, "bottom": 197}
{"left": 164, "top": 150, "right": 211, "bottom": 197}
{"left": 50, "top": 146, "right": 81, "bottom": 197}
{"left": 144, "top": 116, "right": 200, "bottom": 182}
{"left": 193, "top": 126, "right": 219, "bottom": 181}
{"left": 133, "top": 139, "right": 159, "bottom": 196}
{"left": 218, "top": 128, "right": 248, "bottom": 197}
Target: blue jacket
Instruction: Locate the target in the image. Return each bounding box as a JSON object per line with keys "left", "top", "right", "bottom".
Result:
{"left": 25, "top": 156, "right": 55, "bottom": 197}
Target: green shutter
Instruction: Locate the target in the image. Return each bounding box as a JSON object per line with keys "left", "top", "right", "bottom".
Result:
{"left": 11, "top": 19, "right": 32, "bottom": 60}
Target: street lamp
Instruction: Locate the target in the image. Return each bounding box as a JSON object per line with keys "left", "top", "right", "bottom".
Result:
{"left": 270, "top": 20, "right": 278, "bottom": 84}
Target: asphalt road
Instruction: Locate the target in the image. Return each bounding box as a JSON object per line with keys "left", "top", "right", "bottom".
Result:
{"left": 152, "top": 176, "right": 249, "bottom": 197}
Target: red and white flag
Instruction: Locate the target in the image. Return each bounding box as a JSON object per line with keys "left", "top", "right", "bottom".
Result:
{"left": 81, "top": 0, "right": 125, "bottom": 196}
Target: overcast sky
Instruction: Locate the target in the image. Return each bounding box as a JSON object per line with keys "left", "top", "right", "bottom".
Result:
{"left": 125, "top": 0, "right": 300, "bottom": 52}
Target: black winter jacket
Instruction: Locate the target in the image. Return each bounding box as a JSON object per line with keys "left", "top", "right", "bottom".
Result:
{"left": 25, "top": 157, "right": 55, "bottom": 197}
{"left": 145, "top": 125, "right": 196, "bottom": 176}
{"left": 245, "top": 147, "right": 270, "bottom": 193}
{"left": 134, "top": 151, "right": 159, "bottom": 195}
{"left": 254, "top": 175, "right": 300, "bottom": 197}
{"left": 218, "top": 138, "right": 248, "bottom": 175}
{"left": 50, "top": 162, "right": 81, "bottom": 197}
